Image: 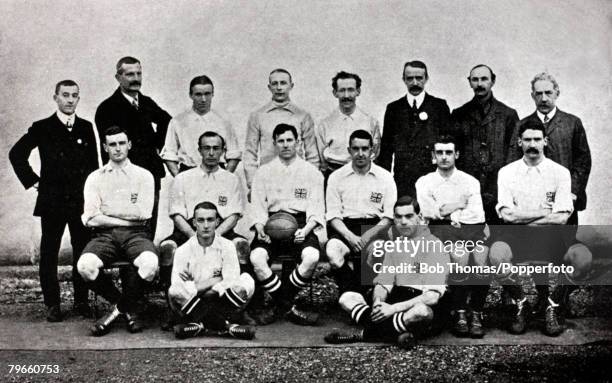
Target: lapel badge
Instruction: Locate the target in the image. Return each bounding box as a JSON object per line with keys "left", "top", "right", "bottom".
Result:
{"left": 419, "top": 111, "right": 428, "bottom": 121}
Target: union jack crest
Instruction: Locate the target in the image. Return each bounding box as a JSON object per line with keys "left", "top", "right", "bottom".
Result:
{"left": 546, "top": 191, "right": 556, "bottom": 203}
{"left": 130, "top": 193, "right": 138, "bottom": 203}
{"left": 370, "top": 192, "right": 383, "bottom": 203}
{"left": 294, "top": 188, "right": 308, "bottom": 199}
{"left": 218, "top": 196, "right": 228, "bottom": 206}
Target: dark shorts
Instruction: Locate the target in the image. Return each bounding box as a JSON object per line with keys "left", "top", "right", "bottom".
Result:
{"left": 495, "top": 224, "right": 572, "bottom": 264}
{"left": 83, "top": 226, "right": 158, "bottom": 265}
{"left": 428, "top": 221, "right": 486, "bottom": 243}
{"left": 251, "top": 212, "right": 320, "bottom": 261}
{"left": 327, "top": 217, "right": 381, "bottom": 253}
{"left": 163, "top": 225, "right": 244, "bottom": 248}
{"left": 368, "top": 286, "right": 448, "bottom": 337}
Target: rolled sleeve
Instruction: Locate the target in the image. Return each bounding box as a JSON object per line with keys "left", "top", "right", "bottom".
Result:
{"left": 381, "top": 174, "right": 397, "bottom": 219}
{"left": 315, "top": 120, "right": 329, "bottom": 170}
{"left": 325, "top": 173, "right": 343, "bottom": 221}
{"left": 81, "top": 173, "right": 102, "bottom": 225}
{"left": 552, "top": 168, "right": 574, "bottom": 214}
{"left": 306, "top": 170, "right": 325, "bottom": 227}
{"left": 371, "top": 117, "right": 382, "bottom": 161}
{"left": 244, "top": 112, "right": 260, "bottom": 187}
{"left": 170, "top": 248, "right": 198, "bottom": 303}
{"left": 495, "top": 167, "right": 513, "bottom": 217}
{"left": 168, "top": 175, "right": 189, "bottom": 219}
{"left": 415, "top": 176, "right": 443, "bottom": 220}
{"left": 223, "top": 120, "right": 242, "bottom": 161}
{"left": 301, "top": 114, "right": 320, "bottom": 169}
{"left": 160, "top": 119, "right": 180, "bottom": 162}
{"left": 249, "top": 170, "right": 269, "bottom": 226}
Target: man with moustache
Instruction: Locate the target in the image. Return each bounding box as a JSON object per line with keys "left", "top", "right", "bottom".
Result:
{"left": 161, "top": 75, "right": 241, "bottom": 176}
{"left": 9, "top": 80, "right": 99, "bottom": 321}
{"left": 510, "top": 73, "right": 591, "bottom": 225}
{"left": 451, "top": 64, "right": 519, "bottom": 224}
{"left": 244, "top": 69, "right": 319, "bottom": 194}
{"left": 316, "top": 71, "right": 381, "bottom": 183}
{"left": 95, "top": 56, "right": 172, "bottom": 238}
{"left": 490, "top": 121, "right": 591, "bottom": 336}
{"left": 377, "top": 60, "right": 452, "bottom": 197}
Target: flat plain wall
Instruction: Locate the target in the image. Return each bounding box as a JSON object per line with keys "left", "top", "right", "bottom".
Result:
{"left": 1, "top": 0, "right": 610, "bottom": 264}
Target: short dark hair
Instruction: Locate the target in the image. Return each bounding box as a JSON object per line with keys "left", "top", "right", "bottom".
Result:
{"left": 519, "top": 119, "right": 547, "bottom": 138}
{"left": 403, "top": 60, "right": 428, "bottom": 79}
{"left": 348, "top": 129, "right": 373, "bottom": 147}
{"left": 198, "top": 131, "right": 226, "bottom": 150}
{"left": 103, "top": 125, "right": 129, "bottom": 140}
{"left": 468, "top": 64, "right": 496, "bottom": 82}
{"left": 269, "top": 68, "right": 292, "bottom": 83}
{"left": 433, "top": 134, "right": 458, "bottom": 152}
{"left": 332, "top": 71, "right": 362, "bottom": 91}
{"left": 193, "top": 201, "right": 220, "bottom": 219}
{"left": 190, "top": 75, "right": 214, "bottom": 94}
{"left": 55, "top": 79, "right": 79, "bottom": 95}
{"left": 394, "top": 195, "right": 420, "bottom": 214}
{"left": 116, "top": 56, "right": 140, "bottom": 74}
{"left": 272, "top": 123, "right": 298, "bottom": 141}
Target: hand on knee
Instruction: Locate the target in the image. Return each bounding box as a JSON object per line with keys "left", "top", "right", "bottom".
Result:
{"left": 77, "top": 253, "right": 103, "bottom": 281}
{"left": 134, "top": 251, "right": 159, "bottom": 282}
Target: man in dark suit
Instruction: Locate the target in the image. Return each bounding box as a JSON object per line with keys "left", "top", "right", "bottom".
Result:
{"left": 452, "top": 64, "right": 519, "bottom": 224}
{"left": 95, "top": 56, "right": 171, "bottom": 238}
{"left": 9, "top": 80, "right": 99, "bottom": 322}
{"left": 376, "top": 60, "right": 452, "bottom": 197}
{"left": 510, "top": 72, "right": 591, "bottom": 225}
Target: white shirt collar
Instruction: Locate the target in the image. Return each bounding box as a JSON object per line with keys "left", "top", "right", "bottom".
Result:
{"left": 519, "top": 156, "right": 549, "bottom": 174}
{"left": 537, "top": 107, "right": 557, "bottom": 122}
{"left": 56, "top": 110, "right": 75, "bottom": 126}
{"left": 103, "top": 159, "right": 133, "bottom": 173}
{"left": 121, "top": 91, "right": 139, "bottom": 105}
{"left": 406, "top": 92, "right": 425, "bottom": 109}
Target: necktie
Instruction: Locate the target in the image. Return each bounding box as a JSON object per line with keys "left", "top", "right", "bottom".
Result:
{"left": 132, "top": 99, "right": 139, "bottom": 110}
{"left": 66, "top": 117, "right": 73, "bottom": 131}
{"left": 543, "top": 114, "right": 549, "bottom": 123}
{"left": 412, "top": 99, "right": 417, "bottom": 110}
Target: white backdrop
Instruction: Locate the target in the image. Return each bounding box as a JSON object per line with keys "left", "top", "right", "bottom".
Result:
{"left": 1, "top": 0, "right": 610, "bottom": 263}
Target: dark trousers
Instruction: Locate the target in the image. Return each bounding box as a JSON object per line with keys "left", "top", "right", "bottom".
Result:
{"left": 39, "top": 213, "right": 90, "bottom": 307}
{"left": 150, "top": 182, "right": 161, "bottom": 239}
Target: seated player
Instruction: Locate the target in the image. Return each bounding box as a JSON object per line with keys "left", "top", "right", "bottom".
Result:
{"left": 490, "top": 120, "right": 592, "bottom": 336}
{"left": 77, "top": 126, "right": 159, "bottom": 336}
{"left": 169, "top": 202, "right": 256, "bottom": 340}
{"left": 326, "top": 129, "right": 397, "bottom": 295}
{"left": 325, "top": 196, "right": 450, "bottom": 349}
{"left": 249, "top": 123, "right": 325, "bottom": 325}
{"left": 415, "top": 135, "right": 489, "bottom": 338}
{"left": 159, "top": 131, "right": 249, "bottom": 289}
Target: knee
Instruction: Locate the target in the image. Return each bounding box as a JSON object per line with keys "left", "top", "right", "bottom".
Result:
{"left": 301, "top": 247, "right": 320, "bottom": 267}
{"left": 338, "top": 291, "right": 366, "bottom": 312}
{"left": 77, "top": 252, "right": 103, "bottom": 281}
{"left": 489, "top": 241, "right": 512, "bottom": 265}
{"left": 564, "top": 243, "right": 593, "bottom": 276}
{"left": 133, "top": 251, "right": 159, "bottom": 282}
{"left": 238, "top": 273, "right": 255, "bottom": 299}
{"left": 410, "top": 303, "right": 433, "bottom": 322}
{"left": 233, "top": 238, "right": 251, "bottom": 265}
{"left": 450, "top": 249, "right": 469, "bottom": 266}
{"left": 472, "top": 245, "right": 490, "bottom": 266}
{"left": 159, "top": 240, "right": 177, "bottom": 267}
{"left": 326, "top": 239, "right": 348, "bottom": 269}
{"left": 249, "top": 248, "right": 269, "bottom": 270}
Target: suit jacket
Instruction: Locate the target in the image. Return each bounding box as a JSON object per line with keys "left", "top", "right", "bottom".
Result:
{"left": 95, "top": 88, "right": 171, "bottom": 180}
{"left": 9, "top": 114, "right": 99, "bottom": 216}
{"left": 509, "top": 110, "right": 591, "bottom": 211}
{"left": 376, "top": 93, "right": 451, "bottom": 197}
{"left": 451, "top": 96, "right": 519, "bottom": 221}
